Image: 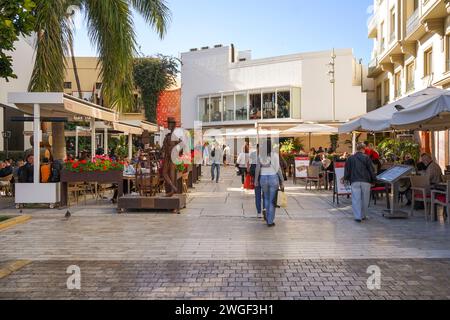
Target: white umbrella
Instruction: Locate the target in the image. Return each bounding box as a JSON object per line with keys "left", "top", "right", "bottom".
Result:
{"left": 339, "top": 87, "right": 447, "bottom": 133}
{"left": 391, "top": 88, "right": 450, "bottom": 131}
{"left": 283, "top": 123, "right": 338, "bottom": 134}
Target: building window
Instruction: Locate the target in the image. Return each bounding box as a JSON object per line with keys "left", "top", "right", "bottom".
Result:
{"left": 406, "top": 61, "right": 415, "bottom": 92}
{"left": 446, "top": 34, "right": 450, "bottom": 72}
{"left": 262, "top": 92, "right": 275, "bottom": 119}
{"left": 199, "top": 97, "right": 210, "bottom": 122}
{"left": 376, "top": 84, "right": 382, "bottom": 108}
{"left": 210, "top": 96, "right": 222, "bottom": 122}
{"left": 64, "top": 82, "right": 72, "bottom": 89}
{"left": 424, "top": 47, "right": 433, "bottom": 77}
{"left": 277, "top": 91, "right": 290, "bottom": 118}
{"left": 235, "top": 93, "right": 248, "bottom": 121}
{"left": 383, "top": 79, "right": 390, "bottom": 105}
{"left": 223, "top": 95, "right": 234, "bottom": 121}
{"left": 249, "top": 93, "right": 261, "bottom": 120}
{"left": 390, "top": 8, "right": 396, "bottom": 42}
{"left": 394, "top": 71, "right": 401, "bottom": 98}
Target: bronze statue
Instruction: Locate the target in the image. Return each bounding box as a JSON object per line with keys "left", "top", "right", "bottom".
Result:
{"left": 161, "top": 117, "right": 180, "bottom": 197}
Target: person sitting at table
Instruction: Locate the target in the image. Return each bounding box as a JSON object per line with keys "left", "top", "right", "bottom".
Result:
{"left": 420, "top": 154, "right": 443, "bottom": 185}
{"left": 402, "top": 153, "right": 416, "bottom": 167}
{"left": 111, "top": 160, "right": 136, "bottom": 202}
{"left": 123, "top": 159, "right": 136, "bottom": 176}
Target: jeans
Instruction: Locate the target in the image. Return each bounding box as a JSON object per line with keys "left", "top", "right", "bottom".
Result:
{"left": 260, "top": 174, "right": 279, "bottom": 225}
{"left": 239, "top": 167, "right": 247, "bottom": 184}
{"left": 211, "top": 163, "right": 220, "bottom": 182}
{"left": 255, "top": 185, "right": 266, "bottom": 214}
{"left": 351, "top": 182, "right": 371, "bottom": 220}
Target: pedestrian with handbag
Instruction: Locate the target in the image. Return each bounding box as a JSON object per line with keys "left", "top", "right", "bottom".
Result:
{"left": 255, "top": 140, "right": 285, "bottom": 227}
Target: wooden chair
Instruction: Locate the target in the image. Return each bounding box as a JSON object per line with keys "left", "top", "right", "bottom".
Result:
{"left": 305, "top": 166, "right": 324, "bottom": 190}
{"left": 410, "top": 176, "right": 431, "bottom": 220}
{"left": 431, "top": 180, "right": 450, "bottom": 223}
{"left": 0, "top": 174, "right": 13, "bottom": 197}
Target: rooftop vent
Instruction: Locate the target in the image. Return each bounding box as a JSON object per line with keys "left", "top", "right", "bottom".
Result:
{"left": 239, "top": 58, "right": 247, "bottom": 62}
{"left": 190, "top": 48, "right": 198, "bottom": 52}
{"left": 201, "top": 46, "right": 209, "bottom": 50}
{"left": 214, "top": 44, "right": 223, "bottom": 48}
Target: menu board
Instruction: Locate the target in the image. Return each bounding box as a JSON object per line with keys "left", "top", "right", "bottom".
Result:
{"left": 334, "top": 161, "right": 351, "bottom": 195}
{"left": 295, "top": 157, "right": 310, "bottom": 178}
{"left": 377, "top": 165, "right": 413, "bottom": 183}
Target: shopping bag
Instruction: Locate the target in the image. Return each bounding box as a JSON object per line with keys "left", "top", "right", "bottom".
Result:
{"left": 244, "top": 174, "right": 254, "bottom": 190}
{"left": 277, "top": 191, "right": 288, "bottom": 208}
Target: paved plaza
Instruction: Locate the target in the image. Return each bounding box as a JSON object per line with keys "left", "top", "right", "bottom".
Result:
{"left": 1, "top": 166, "right": 450, "bottom": 299}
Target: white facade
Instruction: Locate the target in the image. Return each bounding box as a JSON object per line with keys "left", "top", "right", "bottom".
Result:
{"left": 181, "top": 45, "right": 371, "bottom": 129}
{"left": 0, "top": 36, "right": 35, "bottom": 151}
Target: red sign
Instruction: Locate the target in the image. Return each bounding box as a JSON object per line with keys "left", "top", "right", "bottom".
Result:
{"left": 156, "top": 88, "right": 181, "bottom": 127}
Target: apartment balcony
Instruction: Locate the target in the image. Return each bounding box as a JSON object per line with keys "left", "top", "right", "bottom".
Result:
{"left": 406, "top": 9, "right": 420, "bottom": 37}
{"left": 421, "top": 0, "right": 450, "bottom": 23}
{"left": 368, "top": 13, "right": 378, "bottom": 38}
{"left": 368, "top": 57, "right": 383, "bottom": 78}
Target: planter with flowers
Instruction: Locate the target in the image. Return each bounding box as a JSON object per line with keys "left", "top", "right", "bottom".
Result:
{"left": 174, "top": 154, "right": 193, "bottom": 193}
{"left": 60, "top": 156, "right": 125, "bottom": 207}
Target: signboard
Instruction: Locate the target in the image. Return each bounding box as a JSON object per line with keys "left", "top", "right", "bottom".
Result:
{"left": 377, "top": 165, "right": 413, "bottom": 183}
{"left": 295, "top": 157, "right": 310, "bottom": 178}
{"left": 334, "top": 161, "right": 351, "bottom": 195}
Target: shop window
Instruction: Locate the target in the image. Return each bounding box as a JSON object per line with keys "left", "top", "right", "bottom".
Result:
{"left": 249, "top": 93, "right": 261, "bottom": 120}
{"left": 262, "top": 92, "right": 276, "bottom": 119}
{"left": 235, "top": 93, "right": 248, "bottom": 121}
{"left": 277, "top": 91, "right": 290, "bottom": 118}
{"left": 210, "top": 96, "right": 222, "bottom": 122}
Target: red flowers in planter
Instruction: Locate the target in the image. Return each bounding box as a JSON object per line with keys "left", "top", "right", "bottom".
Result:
{"left": 64, "top": 156, "right": 124, "bottom": 173}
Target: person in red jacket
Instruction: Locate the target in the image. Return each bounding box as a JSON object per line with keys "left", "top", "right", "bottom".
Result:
{"left": 365, "top": 143, "right": 381, "bottom": 172}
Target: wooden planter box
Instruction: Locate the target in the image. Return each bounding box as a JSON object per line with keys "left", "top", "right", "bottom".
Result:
{"left": 60, "top": 170, "right": 123, "bottom": 207}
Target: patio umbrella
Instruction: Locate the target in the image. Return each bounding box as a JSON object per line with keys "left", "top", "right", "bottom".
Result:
{"left": 283, "top": 123, "right": 338, "bottom": 150}
{"left": 391, "top": 88, "right": 450, "bottom": 131}
{"left": 339, "top": 87, "right": 447, "bottom": 133}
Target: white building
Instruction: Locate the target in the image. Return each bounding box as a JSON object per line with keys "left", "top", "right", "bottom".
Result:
{"left": 0, "top": 36, "right": 35, "bottom": 152}
{"left": 181, "top": 45, "right": 373, "bottom": 132}
{"left": 367, "top": 0, "right": 450, "bottom": 166}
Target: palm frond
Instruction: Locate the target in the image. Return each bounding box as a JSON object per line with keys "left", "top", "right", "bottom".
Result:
{"left": 29, "top": 0, "right": 73, "bottom": 92}
{"left": 84, "top": 0, "right": 136, "bottom": 112}
{"left": 129, "top": 0, "right": 171, "bottom": 38}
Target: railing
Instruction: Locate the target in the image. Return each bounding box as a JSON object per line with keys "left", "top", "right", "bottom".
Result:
{"left": 368, "top": 13, "right": 378, "bottom": 33}
{"left": 369, "top": 56, "right": 378, "bottom": 69}
{"left": 406, "top": 81, "right": 415, "bottom": 93}
{"left": 389, "top": 32, "right": 396, "bottom": 45}
{"left": 406, "top": 9, "right": 420, "bottom": 36}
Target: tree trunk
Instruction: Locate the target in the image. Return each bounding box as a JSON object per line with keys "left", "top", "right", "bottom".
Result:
{"left": 52, "top": 122, "right": 66, "bottom": 161}
{"left": 70, "top": 43, "right": 82, "bottom": 99}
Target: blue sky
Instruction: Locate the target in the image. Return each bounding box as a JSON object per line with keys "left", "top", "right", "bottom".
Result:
{"left": 73, "top": 0, "right": 374, "bottom": 63}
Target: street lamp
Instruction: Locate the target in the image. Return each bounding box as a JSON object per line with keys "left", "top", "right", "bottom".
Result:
{"left": 327, "top": 48, "right": 337, "bottom": 122}
{"left": 2, "top": 131, "right": 12, "bottom": 158}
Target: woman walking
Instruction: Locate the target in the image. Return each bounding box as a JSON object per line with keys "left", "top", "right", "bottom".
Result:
{"left": 236, "top": 145, "right": 249, "bottom": 189}
{"left": 255, "top": 141, "right": 284, "bottom": 227}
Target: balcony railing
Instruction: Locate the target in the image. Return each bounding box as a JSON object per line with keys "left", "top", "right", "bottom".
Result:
{"left": 406, "top": 9, "right": 420, "bottom": 36}
{"left": 368, "top": 13, "right": 378, "bottom": 34}
{"left": 369, "top": 57, "right": 378, "bottom": 69}
{"left": 389, "top": 32, "right": 396, "bottom": 45}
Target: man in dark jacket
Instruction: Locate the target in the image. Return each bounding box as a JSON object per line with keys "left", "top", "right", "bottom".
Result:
{"left": 18, "top": 155, "right": 34, "bottom": 183}
{"left": 344, "top": 143, "right": 377, "bottom": 222}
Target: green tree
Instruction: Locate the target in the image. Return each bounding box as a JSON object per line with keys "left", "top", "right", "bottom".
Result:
{"left": 133, "top": 55, "right": 179, "bottom": 122}
{"left": 0, "top": 0, "right": 36, "bottom": 81}
{"left": 29, "top": 0, "right": 171, "bottom": 112}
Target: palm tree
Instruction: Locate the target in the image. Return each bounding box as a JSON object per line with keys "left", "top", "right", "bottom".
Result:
{"left": 28, "top": 0, "right": 171, "bottom": 112}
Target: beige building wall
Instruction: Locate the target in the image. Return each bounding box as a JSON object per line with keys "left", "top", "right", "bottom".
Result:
{"left": 64, "top": 57, "right": 103, "bottom": 103}
{"left": 368, "top": 0, "right": 450, "bottom": 167}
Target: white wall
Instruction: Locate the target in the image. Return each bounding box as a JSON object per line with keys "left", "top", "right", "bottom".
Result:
{"left": 0, "top": 36, "right": 35, "bottom": 151}
{"left": 181, "top": 46, "right": 368, "bottom": 129}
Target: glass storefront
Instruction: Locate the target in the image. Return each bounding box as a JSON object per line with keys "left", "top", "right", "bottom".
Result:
{"left": 198, "top": 87, "right": 297, "bottom": 123}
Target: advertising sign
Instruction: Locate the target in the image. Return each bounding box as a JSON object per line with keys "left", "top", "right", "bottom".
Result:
{"left": 295, "top": 157, "right": 310, "bottom": 178}
{"left": 334, "top": 161, "right": 351, "bottom": 195}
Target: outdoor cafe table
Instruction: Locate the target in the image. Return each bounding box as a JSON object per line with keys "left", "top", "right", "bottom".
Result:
{"left": 123, "top": 175, "right": 135, "bottom": 194}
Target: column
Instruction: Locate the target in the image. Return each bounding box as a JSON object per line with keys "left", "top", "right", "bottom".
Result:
{"left": 104, "top": 127, "right": 108, "bottom": 155}
{"left": 90, "top": 119, "right": 96, "bottom": 159}
{"left": 33, "top": 104, "right": 40, "bottom": 184}
{"left": 52, "top": 122, "right": 66, "bottom": 161}
{"left": 128, "top": 133, "right": 133, "bottom": 160}
{"left": 75, "top": 127, "right": 79, "bottom": 158}
{"left": 352, "top": 132, "right": 357, "bottom": 154}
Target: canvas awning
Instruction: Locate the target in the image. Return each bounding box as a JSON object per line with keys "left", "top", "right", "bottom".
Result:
{"left": 339, "top": 87, "right": 447, "bottom": 133}
{"left": 113, "top": 121, "right": 143, "bottom": 135}
{"left": 391, "top": 89, "right": 450, "bottom": 131}
{"left": 283, "top": 123, "right": 338, "bottom": 135}
{"left": 8, "top": 92, "right": 117, "bottom": 122}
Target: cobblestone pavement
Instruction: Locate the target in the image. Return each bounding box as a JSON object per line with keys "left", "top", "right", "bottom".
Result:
{"left": 1, "top": 166, "right": 450, "bottom": 299}
{"left": 1, "top": 259, "right": 450, "bottom": 300}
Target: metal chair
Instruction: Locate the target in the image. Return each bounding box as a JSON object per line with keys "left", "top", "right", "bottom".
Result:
{"left": 410, "top": 176, "right": 431, "bottom": 220}
{"left": 305, "top": 166, "right": 324, "bottom": 190}
{"left": 431, "top": 180, "right": 450, "bottom": 223}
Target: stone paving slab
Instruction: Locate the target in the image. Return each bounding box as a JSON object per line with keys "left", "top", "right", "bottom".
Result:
{"left": 1, "top": 259, "right": 449, "bottom": 300}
